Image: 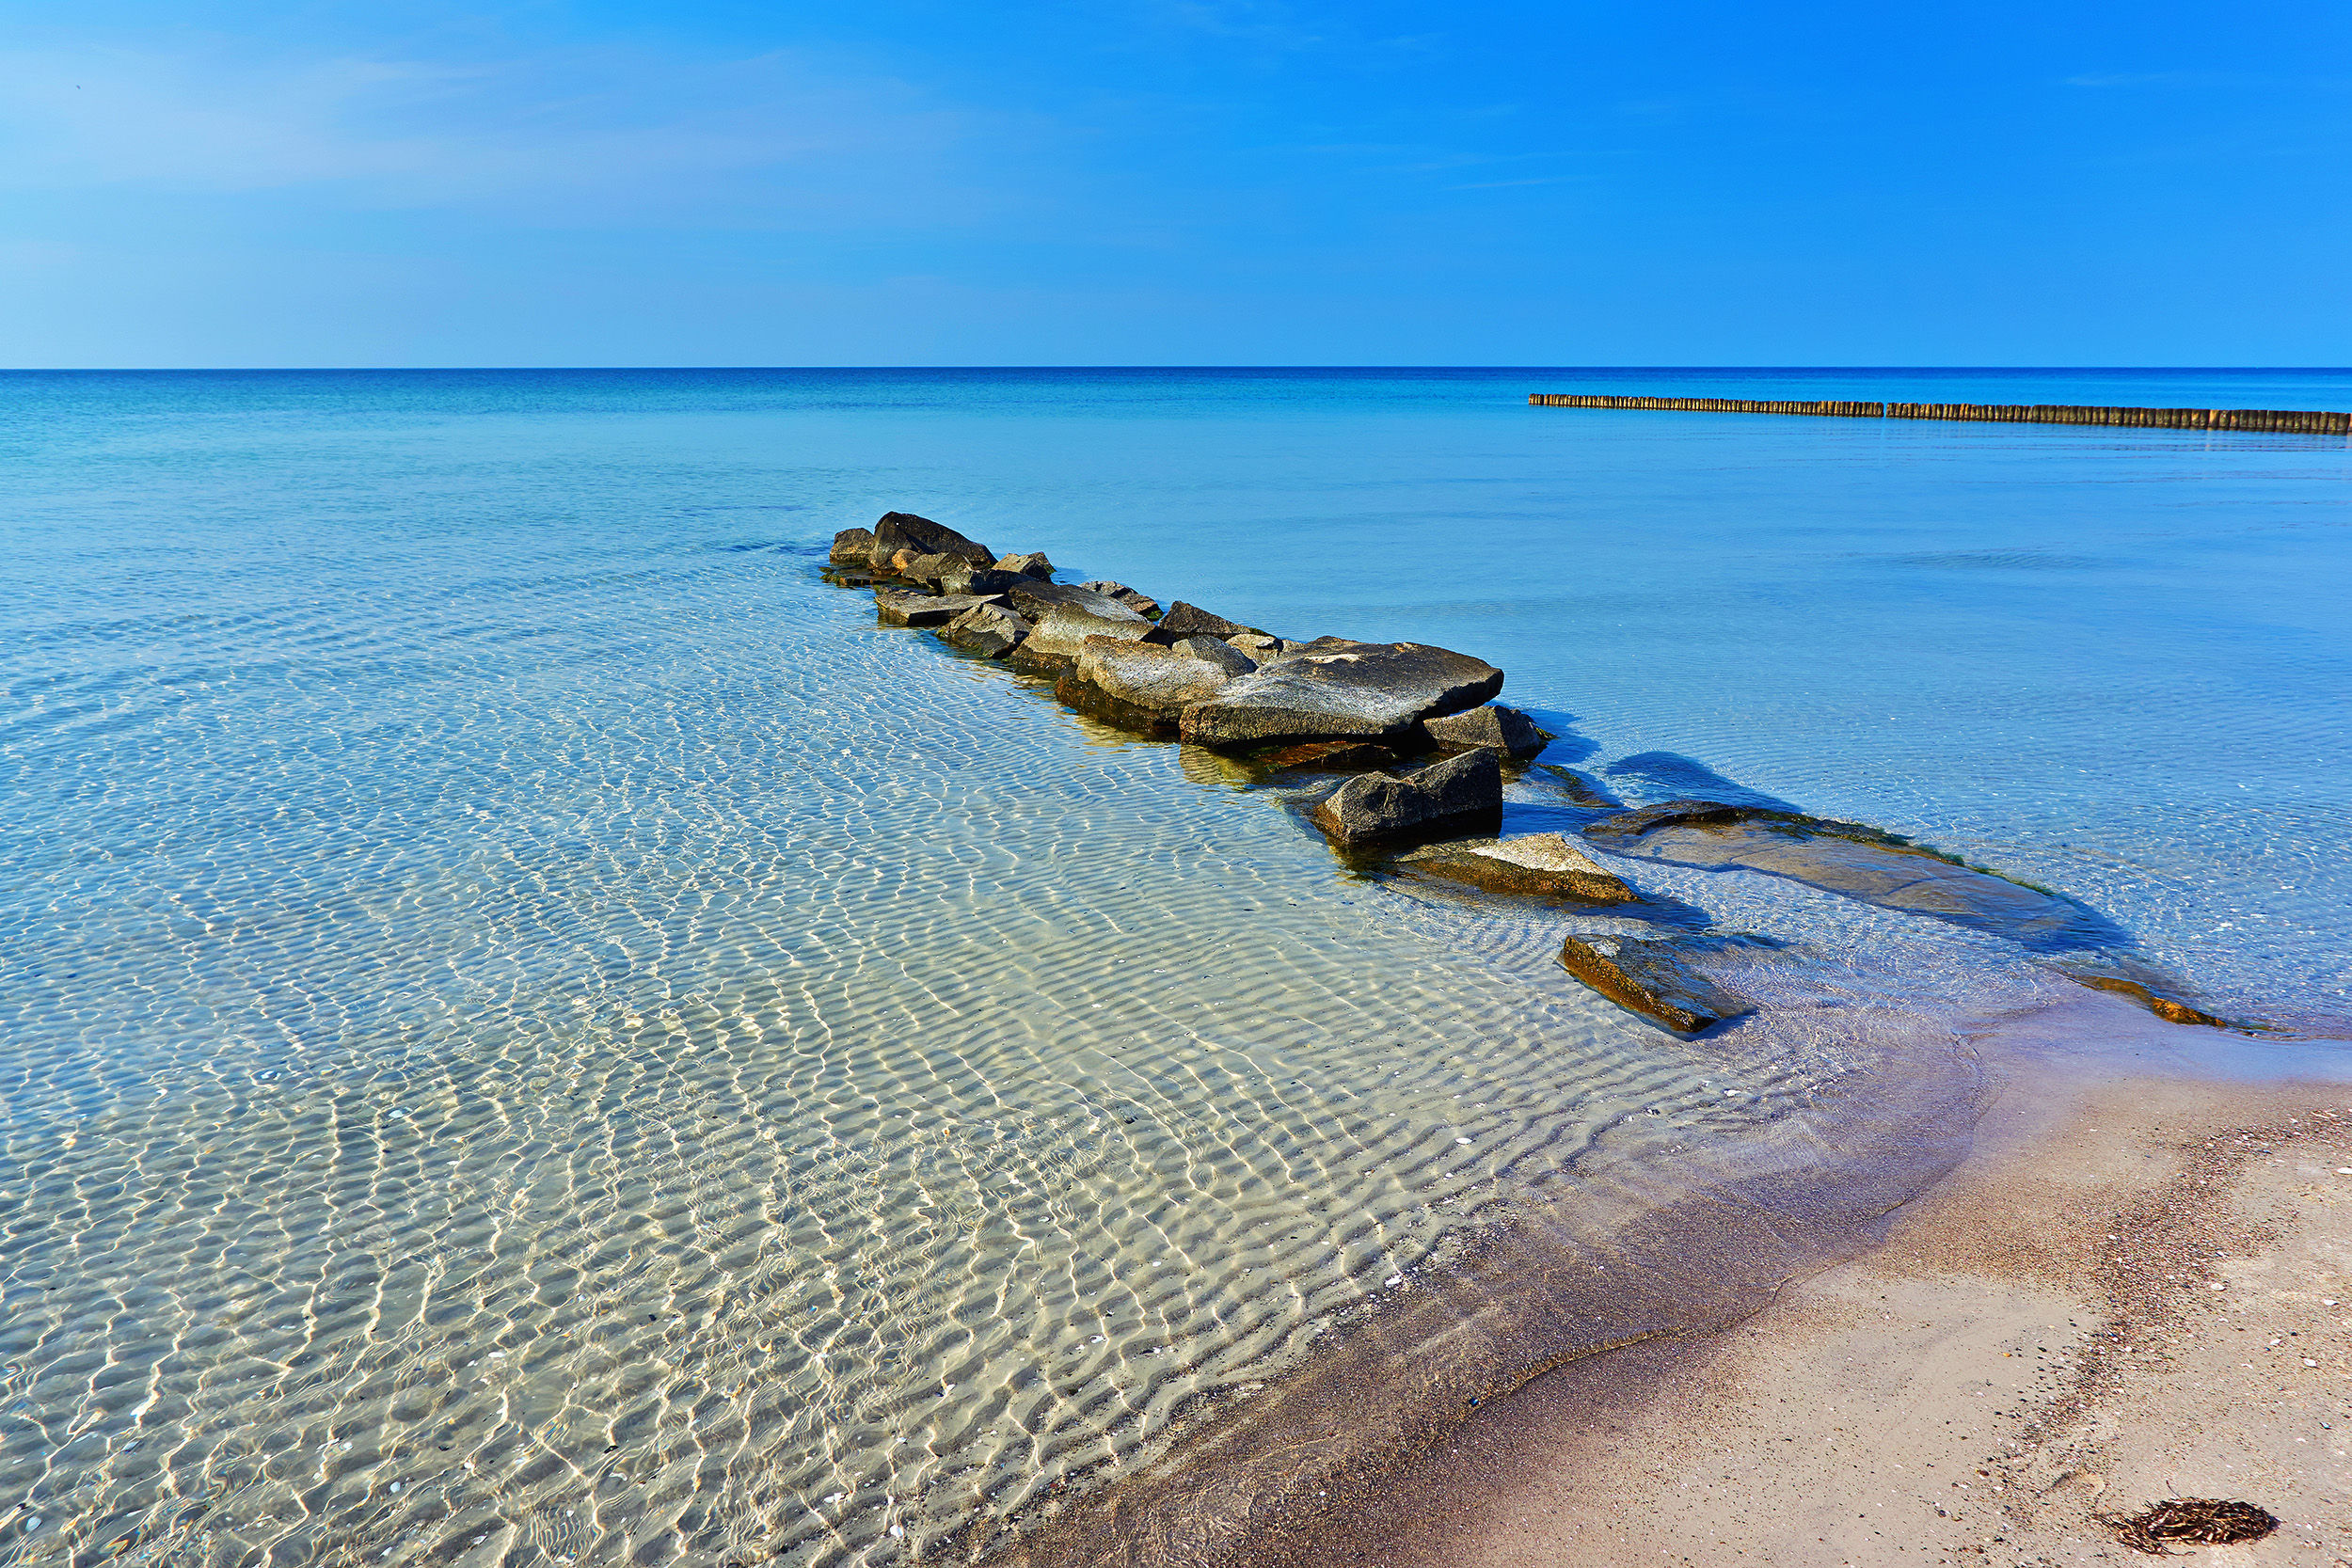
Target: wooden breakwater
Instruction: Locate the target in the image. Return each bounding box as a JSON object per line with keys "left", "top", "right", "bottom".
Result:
{"left": 1528, "top": 391, "right": 2352, "bottom": 436}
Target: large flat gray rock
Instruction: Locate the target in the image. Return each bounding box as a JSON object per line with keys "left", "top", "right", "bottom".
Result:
{"left": 1014, "top": 602, "right": 1153, "bottom": 668}
{"left": 1057, "top": 639, "right": 1250, "bottom": 731}
{"left": 1179, "top": 639, "right": 1503, "bottom": 750}
{"left": 874, "top": 589, "right": 1008, "bottom": 627}
{"left": 1398, "top": 832, "right": 1635, "bottom": 904}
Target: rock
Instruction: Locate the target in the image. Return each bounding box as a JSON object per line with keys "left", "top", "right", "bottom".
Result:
{"left": 867, "top": 512, "right": 993, "bottom": 571}
{"left": 1583, "top": 800, "right": 2117, "bottom": 952}
{"left": 1421, "top": 705, "right": 1549, "bottom": 757}
{"left": 1311, "top": 750, "right": 1502, "bottom": 847}
{"left": 894, "top": 550, "right": 977, "bottom": 587}
{"left": 1013, "top": 602, "right": 1154, "bottom": 669}
{"left": 1226, "top": 633, "right": 1300, "bottom": 663}
{"left": 1180, "top": 639, "right": 1504, "bottom": 750}
{"left": 995, "top": 551, "right": 1054, "bottom": 578}
{"left": 1076, "top": 580, "right": 1163, "bottom": 618}
{"left": 874, "top": 589, "right": 1009, "bottom": 628}
{"left": 1557, "top": 935, "right": 1752, "bottom": 1035}
{"left": 941, "top": 602, "right": 1030, "bottom": 658}
{"left": 1156, "top": 601, "right": 1268, "bottom": 641}
{"left": 1254, "top": 740, "right": 1400, "bottom": 772}
{"left": 1006, "top": 578, "right": 1140, "bottom": 623}
{"left": 1398, "top": 833, "right": 1636, "bottom": 904}
{"left": 938, "top": 562, "right": 1026, "bottom": 596}
{"left": 2049, "top": 957, "right": 2249, "bottom": 1030}
{"left": 1167, "top": 637, "right": 1255, "bottom": 675}
{"left": 1057, "top": 639, "right": 1246, "bottom": 731}
{"left": 829, "top": 528, "right": 877, "bottom": 565}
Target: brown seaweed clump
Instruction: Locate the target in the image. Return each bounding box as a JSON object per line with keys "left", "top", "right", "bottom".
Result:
{"left": 2098, "top": 1497, "right": 2279, "bottom": 1554}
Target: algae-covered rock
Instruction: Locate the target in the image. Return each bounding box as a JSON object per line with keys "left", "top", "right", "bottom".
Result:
{"left": 829, "top": 528, "right": 877, "bottom": 565}
{"left": 1180, "top": 639, "right": 1503, "bottom": 751}
{"left": 1557, "top": 935, "right": 1752, "bottom": 1035}
{"left": 1399, "top": 833, "right": 1636, "bottom": 904}
{"left": 1311, "top": 750, "right": 1502, "bottom": 846}
{"left": 1253, "top": 740, "right": 1400, "bottom": 772}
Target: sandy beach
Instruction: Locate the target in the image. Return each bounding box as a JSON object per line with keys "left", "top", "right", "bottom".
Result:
{"left": 1295, "top": 1061, "right": 2352, "bottom": 1568}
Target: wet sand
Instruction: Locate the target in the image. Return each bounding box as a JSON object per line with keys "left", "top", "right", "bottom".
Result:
{"left": 1293, "top": 1064, "right": 2352, "bottom": 1568}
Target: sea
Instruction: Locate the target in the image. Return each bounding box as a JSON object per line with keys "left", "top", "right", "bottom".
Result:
{"left": 4, "top": 367, "right": 2348, "bottom": 1567}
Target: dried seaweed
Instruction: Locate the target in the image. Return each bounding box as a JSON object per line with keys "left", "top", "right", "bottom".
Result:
{"left": 2099, "top": 1497, "right": 2279, "bottom": 1554}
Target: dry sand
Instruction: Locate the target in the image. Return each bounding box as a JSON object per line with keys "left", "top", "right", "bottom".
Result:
{"left": 1294, "top": 1067, "right": 2352, "bottom": 1568}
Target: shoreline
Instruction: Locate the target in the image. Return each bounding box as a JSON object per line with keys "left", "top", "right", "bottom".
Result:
{"left": 1291, "top": 1046, "right": 2352, "bottom": 1568}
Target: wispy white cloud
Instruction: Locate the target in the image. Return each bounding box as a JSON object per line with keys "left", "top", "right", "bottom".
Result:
{"left": 0, "top": 41, "right": 1017, "bottom": 227}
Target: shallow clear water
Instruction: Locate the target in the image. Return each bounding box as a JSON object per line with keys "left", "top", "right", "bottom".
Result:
{"left": 2, "top": 368, "right": 2348, "bottom": 1567}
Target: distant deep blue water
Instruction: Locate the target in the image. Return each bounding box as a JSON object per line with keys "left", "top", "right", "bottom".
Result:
{"left": 2, "top": 367, "right": 2347, "bottom": 1565}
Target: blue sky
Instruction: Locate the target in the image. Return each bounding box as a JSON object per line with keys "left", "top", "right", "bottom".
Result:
{"left": 4, "top": 1, "right": 2347, "bottom": 366}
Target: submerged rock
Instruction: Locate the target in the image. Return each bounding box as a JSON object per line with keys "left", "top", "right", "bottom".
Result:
{"left": 1311, "top": 750, "right": 1502, "bottom": 846}
{"left": 1557, "top": 934, "right": 1753, "bottom": 1036}
{"left": 1421, "top": 704, "right": 1549, "bottom": 757}
{"left": 1399, "top": 833, "right": 1636, "bottom": 904}
{"left": 1536, "top": 766, "right": 1624, "bottom": 809}
{"left": 1014, "top": 602, "right": 1154, "bottom": 669}
{"left": 1077, "top": 580, "right": 1163, "bottom": 618}
{"left": 2049, "top": 957, "right": 2252, "bottom": 1030}
{"left": 1253, "top": 739, "right": 1400, "bottom": 772}
{"left": 1180, "top": 639, "right": 1504, "bottom": 750}
{"left": 1156, "top": 601, "right": 1269, "bottom": 640}
{"left": 995, "top": 551, "right": 1054, "bottom": 578}
{"left": 1583, "top": 800, "right": 2115, "bottom": 952}
{"left": 874, "top": 589, "right": 1009, "bottom": 628}
{"left": 868, "top": 512, "right": 993, "bottom": 571}
{"left": 829, "top": 528, "right": 877, "bottom": 565}
{"left": 1057, "top": 639, "right": 1247, "bottom": 730}
{"left": 942, "top": 602, "right": 1031, "bottom": 658}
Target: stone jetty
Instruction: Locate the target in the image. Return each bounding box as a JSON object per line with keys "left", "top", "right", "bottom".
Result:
{"left": 821, "top": 510, "right": 2249, "bottom": 1037}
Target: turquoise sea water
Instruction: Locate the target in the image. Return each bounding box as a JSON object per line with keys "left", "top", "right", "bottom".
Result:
{"left": 3, "top": 368, "right": 2348, "bottom": 1566}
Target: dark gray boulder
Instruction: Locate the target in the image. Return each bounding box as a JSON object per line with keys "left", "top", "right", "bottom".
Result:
{"left": 867, "top": 512, "right": 993, "bottom": 571}
{"left": 1013, "top": 602, "right": 1153, "bottom": 669}
{"left": 874, "top": 589, "right": 1008, "bottom": 627}
{"left": 1557, "top": 935, "right": 1752, "bottom": 1035}
{"left": 1421, "top": 704, "right": 1549, "bottom": 757}
{"left": 995, "top": 551, "right": 1054, "bottom": 578}
{"left": 1180, "top": 639, "right": 1504, "bottom": 750}
{"left": 941, "top": 602, "right": 1030, "bottom": 658}
{"left": 1310, "top": 750, "right": 1502, "bottom": 846}
{"left": 1076, "top": 580, "right": 1163, "bottom": 618}
{"left": 1057, "top": 638, "right": 1249, "bottom": 730}
{"left": 938, "top": 562, "right": 1026, "bottom": 596}
{"left": 1007, "top": 579, "right": 1138, "bottom": 623}
{"left": 1156, "top": 601, "right": 1267, "bottom": 640}
{"left": 830, "top": 528, "right": 877, "bottom": 565}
